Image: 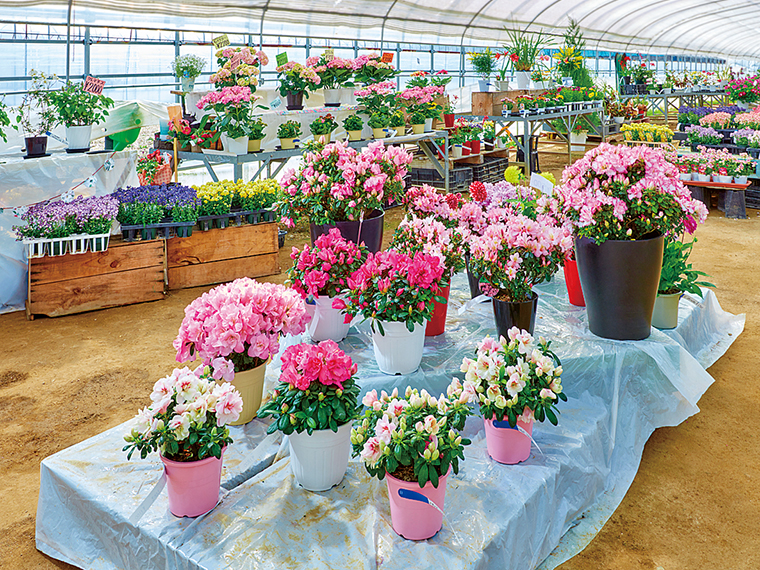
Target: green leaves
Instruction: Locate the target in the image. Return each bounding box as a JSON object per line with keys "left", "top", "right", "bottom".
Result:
{"left": 658, "top": 237, "right": 715, "bottom": 296}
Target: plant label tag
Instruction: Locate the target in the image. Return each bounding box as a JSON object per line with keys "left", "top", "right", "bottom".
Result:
{"left": 324, "top": 48, "right": 334, "bottom": 58}
{"left": 530, "top": 172, "right": 554, "bottom": 195}
{"left": 381, "top": 52, "right": 394, "bottom": 63}
{"left": 83, "top": 76, "right": 105, "bottom": 95}
{"left": 276, "top": 52, "right": 289, "bottom": 67}
{"left": 270, "top": 97, "right": 282, "bottom": 109}
{"left": 212, "top": 34, "right": 230, "bottom": 49}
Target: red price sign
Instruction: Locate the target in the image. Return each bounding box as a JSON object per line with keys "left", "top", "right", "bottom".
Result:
{"left": 83, "top": 76, "right": 105, "bottom": 95}
{"left": 381, "top": 52, "right": 394, "bottom": 63}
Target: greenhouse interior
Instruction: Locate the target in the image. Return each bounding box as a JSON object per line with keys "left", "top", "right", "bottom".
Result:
{"left": 1, "top": 1, "right": 758, "bottom": 568}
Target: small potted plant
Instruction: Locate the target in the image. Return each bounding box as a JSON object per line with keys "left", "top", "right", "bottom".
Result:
{"left": 196, "top": 86, "right": 261, "bottom": 155}
{"left": 136, "top": 149, "right": 173, "bottom": 186}
{"left": 389, "top": 111, "right": 406, "bottom": 135}
{"left": 0, "top": 98, "right": 17, "bottom": 145}
{"left": 459, "top": 328, "right": 567, "bottom": 464}
{"left": 288, "top": 228, "right": 368, "bottom": 342}
{"left": 441, "top": 95, "right": 458, "bottom": 128}
{"left": 467, "top": 48, "right": 498, "bottom": 92}
{"left": 343, "top": 114, "right": 364, "bottom": 141}
{"left": 122, "top": 366, "right": 243, "bottom": 517}
{"left": 247, "top": 117, "right": 266, "bottom": 152}
{"left": 309, "top": 113, "right": 338, "bottom": 144}
{"left": 351, "top": 383, "right": 473, "bottom": 540}
{"left": 389, "top": 214, "right": 465, "bottom": 336}
{"left": 170, "top": 54, "right": 206, "bottom": 92}
{"left": 173, "top": 277, "right": 310, "bottom": 424}
{"left": 277, "top": 119, "right": 302, "bottom": 150}
{"left": 168, "top": 117, "right": 193, "bottom": 151}
{"left": 14, "top": 71, "right": 57, "bottom": 157}
{"left": 338, "top": 249, "right": 445, "bottom": 374}
{"left": 306, "top": 53, "right": 355, "bottom": 106}
{"left": 653, "top": 238, "right": 714, "bottom": 329}
{"left": 188, "top": 115, "right": 220, "bottom": 152}
{"left": 502, "top": 27, "right": 552, "bottom": 89}
{"left": 408, "top": 109, "right": 426, "bottom": 134}
{"left": 276, "top": 62, "right": 322, "bottom": 110}
{"left": 422, "top": 100, "right": 442, "bottom": 131}
{"left": 368, "top": 111, "right": 391, "bottom": 139}
{"left": 257, "top": 341, "right": 361, "bottom": 491}
{"left": 47, "top": 79, "right": 114, "bottom": 152}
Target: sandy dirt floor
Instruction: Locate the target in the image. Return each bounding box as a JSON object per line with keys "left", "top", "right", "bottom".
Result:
{"left": 1, "top": 150, "right": 758, "bottom": 569}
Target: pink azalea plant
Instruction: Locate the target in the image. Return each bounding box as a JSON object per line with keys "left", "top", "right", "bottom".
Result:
{"left": 389, "top": 214, "right": 465, "bottom": 284}
{"left": 337, "top": 249, "right": 445, "bottom": 332}
{"left": 554, "top": 143, "right": 708, "bottom": 243}
{"left": 277, "top": 140, "right": 413, "bottom": 225}
{"left": 173, "top": 277, "right": 310, "bottom": 381}
{"left": 401, "top": 184, "right": 464, "bottom": 227}
{"left": 123, "top": 366, "right": 243, "bottom": 462}
{"left": 459, "top": 327, "right": 566, "bottom": 428}
{"left": 257, "top": 340, "right": 361, "bottom": 435}
{"left": 288, "top": 228, "right": 369, "bottom": 299}
{"left": 350, "top": 383, "right": 472, "bottom": 487}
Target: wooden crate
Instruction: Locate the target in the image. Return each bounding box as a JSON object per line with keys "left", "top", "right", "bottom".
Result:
{"left": 166, "top": 222, "right": 280, "bottom": 290}
{"left": 27, "top": 238, "right": 166, "bottom": 319}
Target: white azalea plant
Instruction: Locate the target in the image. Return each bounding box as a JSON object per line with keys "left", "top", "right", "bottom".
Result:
{"left": 459, "top": 327, "right": 567, "bottom": 427}
{"left": 123, "top": 366, "right": 243, "bottom": 462}
{"left": 351, "top": 384, "right": 472, "bottom": 488}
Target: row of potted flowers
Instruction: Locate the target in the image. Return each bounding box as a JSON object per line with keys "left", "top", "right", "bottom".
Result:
{"left": 667, "top": 147, "right": 756, "bottom": 184}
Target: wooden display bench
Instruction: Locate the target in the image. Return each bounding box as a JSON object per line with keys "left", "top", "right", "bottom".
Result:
{"left": 26, "top": 238, "right": 166, "bottom": 319}
{"left": 26, "top": 223, "right": 281, "bottom": 319}
{"left": 471, "top": 89, "right": 547, "bottom": 117}
{"left": 167, "top": 222, "right": 280, "bottom": 290}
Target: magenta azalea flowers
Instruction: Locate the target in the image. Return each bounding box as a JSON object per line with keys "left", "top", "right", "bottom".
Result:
{"left": 555, "top": 143, "right": 708, "bottom": 242}
{"left": 173, "top": 278, "right": 309, "bottom": 378}
{"left": 390, "top": 214, "right": 465, "bottom": 284}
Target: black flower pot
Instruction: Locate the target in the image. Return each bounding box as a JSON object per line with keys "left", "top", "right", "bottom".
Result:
{"left": 575, "top": 233, "right": 664, "bottom": 341}
{"left": 309, "top": 209, "right": 384, "bottom": 253}
{"left": 24, "top": 135, "right": 48, "bottom": 157}
{"left": 492, "top": 291, "right": 538, "bottom": 338}
{"left": 286, "top": 91, "right": 304, "bottom": 111}
{"left": 464, "top": 252, "right": 481, "bottom": 299}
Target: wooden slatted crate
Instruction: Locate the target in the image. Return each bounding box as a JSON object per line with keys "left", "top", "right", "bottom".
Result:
{"left": 26, "top": 238, "right": 166, "bottom": 319}
{"left": 166, "top": 222, "right": 280, "bottom": 290}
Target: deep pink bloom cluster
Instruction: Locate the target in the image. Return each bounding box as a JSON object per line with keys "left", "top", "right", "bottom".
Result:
{"left": 288, "top": 228, "right": 368, "bottom": 298}
{"left": 402, "top": 184, "right": 462, "bottom": 226}
{"left": 353, "top": 81, "right": 396, "bottom": 98}
{"left": 173, "top": 278, "right": 309, "bottom": 370}
{"left": 390, "top": 214, "right": 465, "bottom": 283}
{"left": 395, "top": 85, "right": 444, "bottom": 105}
{"left": 196, "top": 86, "right": 253, "bottom": 110}
{"left": 280, "top": 340, "right": 357, "bottom": 391}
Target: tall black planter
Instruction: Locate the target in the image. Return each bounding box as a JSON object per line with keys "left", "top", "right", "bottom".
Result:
{"left": 492, "top": 292, "right": 538, "bottom": 338}
{"left": 309, "top": 209, "right": 384, "bottom": 253}
{"left": 575, "top": 233, "right": 664, "bottom": 340}
{"left": 464, "top": 252, "right": 481, "bottom": 298}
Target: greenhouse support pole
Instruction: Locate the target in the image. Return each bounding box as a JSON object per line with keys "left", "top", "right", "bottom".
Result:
{"left": 65, "top": 0, "right": 73, "bottom": 81}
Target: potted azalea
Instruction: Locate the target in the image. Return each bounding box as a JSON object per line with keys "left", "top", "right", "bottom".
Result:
{"left": 277, "top": 119, "right": 302, "bottom": 149}
{"left": 389, "top": 214, "right": 465, "bottom": 336}
{"left": 171, "top": 54, "right": 206, "bottom": 92}
{"left": 257, "top": 341, "right": 361, "bottom": 491}
{"left": 276, "top": 62, "right": 321, "bottom": 110}
{"left": 459, "top": 328, "right": 566, "bottom": 464}
{"left": 277, "top": 140, "right": 412, "bottom": 252}
{"left": 247, "top": 117, "right": 266, "bottom": 152}
{"left": 351, "top": 383, "right": 472, "bottom": 540}
{"left": 343, "top": 114, "right": 364, "bottom": 141}
{"left": 196, "top": 86, "right": 261, "bottom": 155}
{"left": 555, "top": 143, "right": 709, "bottom": 340}
{"left": 469, "top": 209, "right": 573, "bottom": 337}
{"left": 338, "top": 249, "right": 445, "bottom": 374}
{"left": 402, "top": 184, "right": 463, "bottom": 229}
{"left": 288, "top": 228, "right": 369, "bottom": 342}
{"left": 653, "top": 238, "right": 714, "bottom": 329}
{"left": 122, "top": 366, "right": 243, "bottom": 517}
{"left": 309, "top": 113, "right": 338, "bottom": 143}
{"left": 173, "top": 277, "right": 310, "bottom": 425}
{"left": 47, "top": 79, "right": 114, "bottom": 152}
{"left": 467, "top": 48, "right": 498, "bottom": 92}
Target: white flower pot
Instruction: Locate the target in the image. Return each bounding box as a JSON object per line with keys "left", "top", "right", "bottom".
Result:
{"left": 614, "top": 116, "right": 625, "bottom": 124}
{"left": 224, "top": 134, "right": 249, "bottom": 155}
{"left": 712, "top": 174, "right": 732, "bottom": 184}
{"left": 695, "top": 173, "right": 711, "bottom": 182}
{"left": 340, "top": 87, "right": 358, "bottom": 105}
{"left": 424, "top": 117, "right": 434, "bottom": 132}
{"left": 515, "top": 71, "right": 531, "bottom": 90}
{"left": 287, "top": 422, "right": 352, "bottom": 491}
{"left": 477, "top": 79, "right": 490, "bottom": 92}
{"left": 451, "top": 144, "right": 463, "bottom": 158}
{"left": 652, "top": 292, "right": 681, "bottom": 330}
{"left": 679, "top": 172, "right": 693, "bottom": 181}
{"left": 734, "top": 175, "right": 749, "bottom": 184}
{"left": 663, "top": 88, "right": 672, "bottom": 94}
{"left": 306, "top": 295, "right": 351, "bottom": 342}
{"left": 494, "top": 80, "right": 510, "bottom": 91}
{"left": 67, "top": 125, "right": 92, "bottom": 150}
{"left": 323, "top": 88, "right": 342, "bottom": 107}
{"left": 570, "top": 132, "right": 588, "bottom": 152}
{"left": 371, "top": 320, "right": 426, "bottom": 375}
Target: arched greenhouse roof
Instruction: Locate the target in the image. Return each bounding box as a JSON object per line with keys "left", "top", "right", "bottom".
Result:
{"left": 1, "top": 0, "right": 759, "bottom": 61}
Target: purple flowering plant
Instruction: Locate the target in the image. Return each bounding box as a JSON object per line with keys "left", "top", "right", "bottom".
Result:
{"left": 112, "top": 184, "right": 200, "bottom": 225}
{"left": 15, "top": 195, "right": 118, "bottom": 240}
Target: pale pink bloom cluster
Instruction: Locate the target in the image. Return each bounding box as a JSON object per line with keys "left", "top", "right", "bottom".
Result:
{"left": 390, "top": 214, "right": 464, "bottom": 282}
{"left": 354, "top": 52, "right": 394, "bottom": 71}
{"left": 173, "top": 278, "right": 309, "bottom": 368}
{"left": 556, "top": 143, "right": 708, "bottom": 233}
{"left": 459, "top": 329, "right": 563, "bottom": 421}
{"left": 402, "top": 184, "right": 463, "bottom": 225}
{"left": 134, "top": 367, "right": 244, "bottom": 439}
{"left": 456, "top": 182, "right": 538, "bottom": 243}
{"left": 280, "top": 340, "right": 357, "bottom": 391}
{"left": 353, "top": 81, "right": 396, "bottom": 98}
{"left": 196, "top": 86, "right": 253, "bottom": 109}
{"left": 396, "top": 85, "right": 445, "bottom": 105}
{"left": 733, "top": 109, "right": 760, "bottom": 127}
{"left": 276, "top": 61, "right": 321, "bottom": 86}
{"left": 699, "top": 112, "right": 732, "bottom": 128}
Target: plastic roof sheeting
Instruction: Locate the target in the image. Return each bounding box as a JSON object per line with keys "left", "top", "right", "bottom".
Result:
{"left": 2, "top": 0, "right": 759, "bottom": 61}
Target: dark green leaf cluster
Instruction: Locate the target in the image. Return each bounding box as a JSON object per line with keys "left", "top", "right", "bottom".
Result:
{"left": 658, "top": 237, "right": 715, "bottom": 296}
{"left": 47, "top": 81, "right": 114, "bottom": 128}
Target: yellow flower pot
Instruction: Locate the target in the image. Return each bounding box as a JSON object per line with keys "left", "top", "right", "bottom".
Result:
{"left": 248, "top": 138, "right": 262, "bottom": 152}
{"left": 226, "top": 362, "right": 267, "bottom": 425}
{"left": 280, "top": 137, "right": 296, "bottom": 150}
{"left": 314, "top": 132, "right": 332, "bottom": 144}
{"left": 411, "top": 123, "right": 425, "bottom": 134}
{"left": 372, "top": 128, "right": 387, "bottom": 139}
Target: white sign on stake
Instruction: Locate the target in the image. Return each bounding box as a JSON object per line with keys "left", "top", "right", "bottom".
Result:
{"left": 530, "top": 172, "right": 554, "bottom": 196}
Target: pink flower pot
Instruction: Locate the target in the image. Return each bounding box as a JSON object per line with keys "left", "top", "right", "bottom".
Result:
{"left": 483, "top": 417, "right": 533, "bottom": 464}
{"left": 386, "top": 468, "right": 450, "bottom": 540}
{"left": 160, "top": 447, "right": 225, "bottom": 517}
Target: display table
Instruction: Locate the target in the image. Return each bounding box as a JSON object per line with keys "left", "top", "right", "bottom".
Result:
{"left": 684, "top": 179, "right": 750, "bottom": 219}
{"left": 36, "top": 272, "right": 744, "bottom": 570}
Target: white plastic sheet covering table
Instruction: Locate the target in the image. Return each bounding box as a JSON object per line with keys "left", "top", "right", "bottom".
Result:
{"left": 35, "top": 271, "right": 744, "bottom": 570}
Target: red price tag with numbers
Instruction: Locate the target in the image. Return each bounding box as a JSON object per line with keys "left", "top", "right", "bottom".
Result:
{"left": 381, "top": 52, "right": 394, "bottom": 63}
{"left": 83, "top": 76, "right": 105, "bottom": 95}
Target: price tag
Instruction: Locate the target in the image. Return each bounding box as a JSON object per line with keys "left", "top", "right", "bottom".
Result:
{"left": 381, "top": 52, "right": 394, "bottom": 63}
{"left": 212, "top": 34, "right": 230, "bottom": 49}
{"left": 324, "top": 48, "right": 334, "bottom": 58}
{"left": 530, "top": 172, "right": 554, "bottom": 196}
{"left": 276, "top": 52, "right": 289, "bottom": 67}
{"left": 83, "top": 75, "right": 105, "bottom": 95}
{"left": 270, "top": 97, "right": 282, "bottom": 109}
